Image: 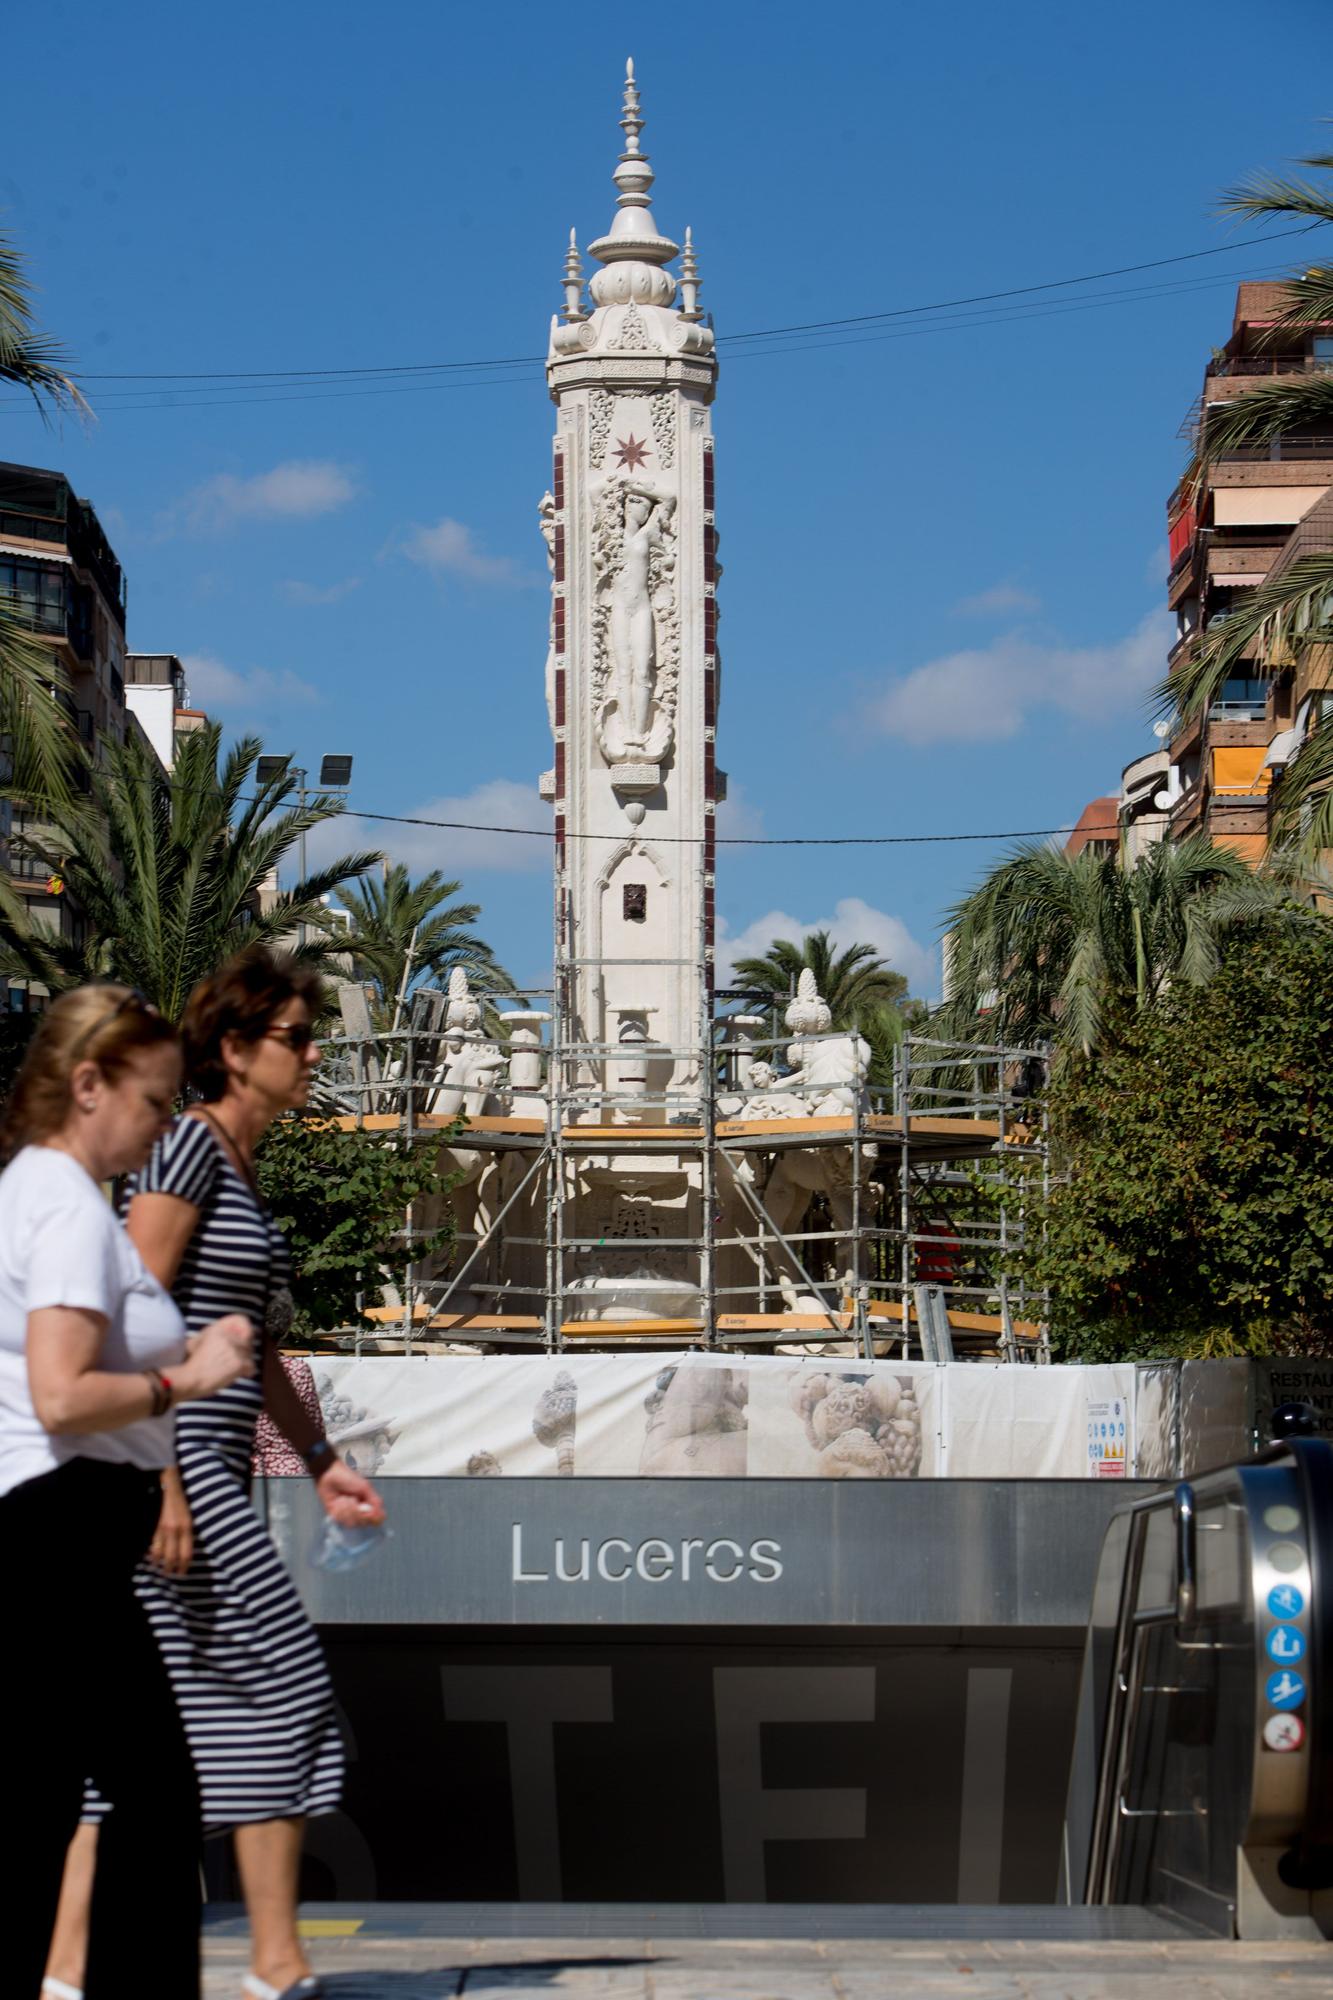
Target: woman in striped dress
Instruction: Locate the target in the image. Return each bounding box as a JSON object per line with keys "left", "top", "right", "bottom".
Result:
{"left": 47, "top": 948, "right": 384, "bottom": 2000}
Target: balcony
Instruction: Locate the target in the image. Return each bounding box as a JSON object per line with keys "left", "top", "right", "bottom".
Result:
{"left": 1207, "top": 697, "right": 1268, "bottom": 722}
{"left": 1205, "top": 354, "right": 1318, "bottom": 379}
{"left": 1216, "top": 434, "right": 1333, "bottom": 463}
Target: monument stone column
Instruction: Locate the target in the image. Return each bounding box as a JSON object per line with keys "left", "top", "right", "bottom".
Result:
{"left": 541, "top": 60, "right": 720, "bottom": 1119}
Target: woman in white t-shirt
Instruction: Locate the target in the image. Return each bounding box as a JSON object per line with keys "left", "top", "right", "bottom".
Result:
{"left": 0, "top": 986, "right": 253, "bottom": 2000}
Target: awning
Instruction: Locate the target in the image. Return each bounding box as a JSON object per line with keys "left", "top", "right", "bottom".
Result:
{"left": 1263, "top": 699, "right": 1313, "bottom": 770}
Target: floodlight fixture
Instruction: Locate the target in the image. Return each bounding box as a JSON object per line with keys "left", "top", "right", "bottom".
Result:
{"left": 319, "top": 754, "right": 354, "bottom": 788}
{"left": 256, "top": 754, "right": 292, "bottom": 785}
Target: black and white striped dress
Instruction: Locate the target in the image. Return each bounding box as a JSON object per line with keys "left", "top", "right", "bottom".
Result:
{"left": 105, "top": 1115, "right": 343, "bottom": 1831}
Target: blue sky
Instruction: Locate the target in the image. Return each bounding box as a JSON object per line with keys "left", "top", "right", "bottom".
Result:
{"left": 4, "top": 0, "right": 1331, "bottom": 997}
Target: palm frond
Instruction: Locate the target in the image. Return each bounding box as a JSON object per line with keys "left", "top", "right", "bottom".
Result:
{"left": 1270, "top": 722, "right": 1333, "bottom": 853}
{"left": 0, "top": 229, "right": 90, "bottom": 421}
{"left": 0, "top": 602, "right": 85, "bottom": 814}
{"left": 1156, "top": 552, "right": 1333, "bottom": 721}
{"left": 1192, "top": 376, "right": 1333, "bottom": 478}
{"left": 1219, "top": 170, "right": 1333, "bottom": 230}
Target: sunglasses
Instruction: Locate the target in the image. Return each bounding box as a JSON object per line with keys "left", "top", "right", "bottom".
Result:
{"left": 70, "top": 987, "right": 157, "bottom": 1060}
{"left": 263, "top": 1022, "right": 318, "bottom": 1053}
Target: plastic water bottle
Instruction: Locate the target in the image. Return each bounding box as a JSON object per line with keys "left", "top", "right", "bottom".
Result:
{"left": 309, "top": 1513, "right": 391, "bottom": 1573}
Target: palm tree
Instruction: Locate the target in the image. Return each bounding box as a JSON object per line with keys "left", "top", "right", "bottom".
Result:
{"left": 1156, "top": 150, "right": 1333, "bottom": 846}
{"left": 1, "top": 229, "right": 90, "bottom": 831}
{"left": 0, "top": 228, "right": 87, "bottom": 417}
{"left": 7, "top": 722, "right": 381, "bottom": 1017}
{"left": 340, "top": 864, "right": 516, "bottom": 1017}
{"left": 730, "top": 930, "right": 913, "bottom": 1028}
{"left": 937, "top": 836, "right": 1308, "bottom": 1056}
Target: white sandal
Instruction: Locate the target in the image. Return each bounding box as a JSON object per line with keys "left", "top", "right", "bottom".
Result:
{"left": 241, "top": 1977, "right": 325, "bottom": 2000}
{"left": 42, "top": 1982, "right": 83, "bottom": 2000}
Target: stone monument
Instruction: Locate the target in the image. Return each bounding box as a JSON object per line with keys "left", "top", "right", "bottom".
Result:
{"left": 542, "top": 59, "right": 720, "bottom": 1117}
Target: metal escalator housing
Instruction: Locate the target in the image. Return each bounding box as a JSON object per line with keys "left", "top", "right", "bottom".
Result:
{"left": 1064, "top": 1440, "right": 1330, "bottom": 1937}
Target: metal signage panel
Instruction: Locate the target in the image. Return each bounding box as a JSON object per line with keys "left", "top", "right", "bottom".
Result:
{"left": 260, "top": 1477, "right": 1153, "bottom": 1630}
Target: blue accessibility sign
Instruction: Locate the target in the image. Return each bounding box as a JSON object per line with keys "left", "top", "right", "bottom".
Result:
{"left": 1266, "top": 1669, "right": 1307, "bottom": 1710}
{"left": 1266, "top": 1625, "right": 1306, "bottom": 1664}
{"left": 1268, "top": 1583, "right": 1304, "bottom": 1620}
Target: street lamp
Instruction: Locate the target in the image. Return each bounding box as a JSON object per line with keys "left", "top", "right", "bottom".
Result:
{"left": 257, "top": 753, "right": 354, "bottom": 945}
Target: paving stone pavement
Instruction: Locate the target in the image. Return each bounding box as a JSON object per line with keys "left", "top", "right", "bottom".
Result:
{"left": 202, "top": 1922, "right": 1333, "bottom": 2000}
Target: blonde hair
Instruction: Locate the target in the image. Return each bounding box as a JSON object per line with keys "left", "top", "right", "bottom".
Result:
{"left": 0, "top": 985, "right": 178, "bottom": 1161}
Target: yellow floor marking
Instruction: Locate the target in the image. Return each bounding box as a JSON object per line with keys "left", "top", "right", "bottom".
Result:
{"left": 298, "top": 1918, "right": 364, "bottom": 1936}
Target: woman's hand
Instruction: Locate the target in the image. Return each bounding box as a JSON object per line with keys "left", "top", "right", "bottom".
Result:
{"left": 176, "top": 1315, "right": 254, "bottom": 1401}
{"left": 316, "top": 1458, "right": 386, "bottom": 1528}
{"left": 149, "top": 1466, "right": 194, "bottom": 1575}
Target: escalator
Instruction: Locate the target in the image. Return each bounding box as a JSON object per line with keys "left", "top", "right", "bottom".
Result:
{"left": 268, "top": 1441, "right": 1333, "bottom": 1931}
{"left": 1061, "top": 1437, "right": 1333, "bottom": 1938}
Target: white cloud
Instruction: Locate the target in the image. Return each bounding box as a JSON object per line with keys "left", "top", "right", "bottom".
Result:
{"left": 174, "top": 460, "right": 357, "bottom": 535}
{"left": 717, "top": 897, "right": 938, "bottom": 1001}
{"left": 715, "top": 778, "right": 764, "bottom": 841}
{"left": 953, "top": 581, "right": 1042, "bottom": 618}
{"left": 399, "top": 517, "right": 532, "bottom": 586}
{"left": 306, "top": 777, "right": 551, "bottom": 878}
{"left": 866, "top": 609, "right": 1172, "bottom": 747}
{"left": 181, "top": 651, "right": 318, "bottom": 712}
{"left": 280, "top": 576, "right": 361, "bottom": 607}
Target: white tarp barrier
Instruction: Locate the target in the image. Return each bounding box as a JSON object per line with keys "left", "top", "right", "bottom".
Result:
{"left": 258, "top": 1353, "right": 1142, "bottom": 1481}
{"left": 938, "top": 1363, "right": 1135, "bottom": 1478}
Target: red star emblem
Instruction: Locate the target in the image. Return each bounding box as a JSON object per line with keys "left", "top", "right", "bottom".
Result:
{"left": 612, "top": 434, "right": 650, "bottom": 471}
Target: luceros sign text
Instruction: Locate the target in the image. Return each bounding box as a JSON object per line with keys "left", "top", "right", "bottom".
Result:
{"left": 512, "top": 1523, "right": 783, "bottom": 1585}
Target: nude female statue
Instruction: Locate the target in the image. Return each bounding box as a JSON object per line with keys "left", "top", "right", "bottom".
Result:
{"left": 609, "top": 484, "right": 676, "bottom": 746}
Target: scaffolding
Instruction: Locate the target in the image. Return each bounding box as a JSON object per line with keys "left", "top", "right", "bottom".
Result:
{"left": 314, "top": 953, "right": 1051, "bottom": 1361}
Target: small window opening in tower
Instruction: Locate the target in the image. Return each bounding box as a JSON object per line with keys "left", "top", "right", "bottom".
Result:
{"left": 623, "top": 884, "right": 647, "bottom": 922}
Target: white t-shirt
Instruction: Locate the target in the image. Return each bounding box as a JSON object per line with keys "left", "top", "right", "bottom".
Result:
{"left": 0, "top": 1145, "right": 188, "bottom": 1497}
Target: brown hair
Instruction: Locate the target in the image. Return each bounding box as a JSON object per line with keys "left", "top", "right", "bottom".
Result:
{"left": 181, "top": 947, "right": 324, "bottom": 1102}
{"left": 0, "top": 985, "right": 179, "bottom": 1160}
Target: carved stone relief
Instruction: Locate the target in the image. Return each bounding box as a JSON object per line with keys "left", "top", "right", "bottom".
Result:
{"left": 588, "top": 475, "right": 679, "bottom": 776}
{"left": 588, "top": 390, "right": 614, "bottom": 469}
{"left": 606, "top": 302, "right": 653, "bottom": 352}
{"left": 650, "top": 392, "right": 676, "bottom": 469}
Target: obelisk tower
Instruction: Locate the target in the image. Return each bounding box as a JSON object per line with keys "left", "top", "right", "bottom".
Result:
{"left": 542, "top": 61, "right": 719, "bottom": 1117}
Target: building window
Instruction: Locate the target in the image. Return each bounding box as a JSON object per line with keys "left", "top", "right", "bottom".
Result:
{"left": 0, "top": 558, "right": 66, "bottom": 636}
{"left": 623, "top": 884, "right": 647, "bottom": 923}
{"left": 1314, "top": 337, "right": 1333, "bottom": 369}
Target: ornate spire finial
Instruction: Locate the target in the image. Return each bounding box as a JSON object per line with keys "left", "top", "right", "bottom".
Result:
{"left": 561, "top": 228, "right": 586, "bottom": 322}
{"left": 621, "top": 57, "right": 643, "bottom": 157}
{"left": 588, "top": 58, "right": 678, "bottom": 270}
{"left": 679, "top": 226, "right": 702, "bottom": 321}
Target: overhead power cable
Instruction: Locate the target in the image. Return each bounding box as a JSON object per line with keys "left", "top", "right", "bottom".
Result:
{"left": 0, "top": 260, "right": 1303, "bottom": 416}
{"left": 12, "top": 763, "right": 1122, "bottom": 848}
{"left": 48, "top": 219, "right": 1322, "bottom": 383}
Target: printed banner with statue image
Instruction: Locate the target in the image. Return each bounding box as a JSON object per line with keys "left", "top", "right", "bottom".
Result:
{"left": 256, "top": 1353, "right": 1134, "bottom": 1480}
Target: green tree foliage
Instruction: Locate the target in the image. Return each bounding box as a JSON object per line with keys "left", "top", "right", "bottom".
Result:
{"left": 340, "top": 863, "right": 515, "bottom": 1018}
{"left": 937, "top": 836, "right": 1300, "bottom": 1055}
{"left": 254, "top": 1115, "right": 455, "bottom": 1334}
{"left": 7, "top": 722, "right": 380, "bottom": 1015}
{"left": 728, "top": 930, "right": 924, "bottom": 1090}
{"left": 1029, "top": 922, "right": 1333, "bottom": 1360}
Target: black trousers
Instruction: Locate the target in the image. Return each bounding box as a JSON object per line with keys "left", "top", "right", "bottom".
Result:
{"left": 3, "top": 1456, "right": 201, "bottom": 1999}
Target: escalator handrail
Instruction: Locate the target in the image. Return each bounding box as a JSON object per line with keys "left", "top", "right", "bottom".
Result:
{"left": 1287, "top": 1439, "right": 1333, "bottom": 1862}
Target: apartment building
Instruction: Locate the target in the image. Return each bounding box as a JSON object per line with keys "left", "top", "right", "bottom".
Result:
{"left": 1160, "top": 282, "right": 1333, "bottom": 859}
{"left": 0, "top": 459, "right": 133, "bottom": 964}
{"left": 125, "top": 651, "right": 207, "bottom": 770}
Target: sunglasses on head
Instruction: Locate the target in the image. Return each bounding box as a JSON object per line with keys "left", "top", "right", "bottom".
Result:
{"left": 70, "top": 987, "right": 158, "bottom": 1060}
